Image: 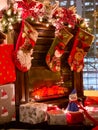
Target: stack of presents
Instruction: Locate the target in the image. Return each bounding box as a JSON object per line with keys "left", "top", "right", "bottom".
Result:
{"left": 0, "top": 31, "right": 16, "bottom": 124}
{"left": 19, "top": 89, "right": 98, "bottom": 127}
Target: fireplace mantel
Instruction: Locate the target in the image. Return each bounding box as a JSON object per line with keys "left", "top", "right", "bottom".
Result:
{"left": 14, "top": 21, "right": 84, "bottom": 122}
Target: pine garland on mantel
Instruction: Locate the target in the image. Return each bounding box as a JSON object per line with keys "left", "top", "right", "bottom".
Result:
{"left": 0, "top": 0, "right": 91, "bottom": 33}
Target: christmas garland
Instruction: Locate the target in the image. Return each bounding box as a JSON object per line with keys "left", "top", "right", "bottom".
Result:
{"left": 0, "top": 3, "right": 22, "bottom": 33}
{"left": 0, "top": 0, "right": 91, "bottom": 33}
{"left": 0, "top": 0, "right": 94, "bottom": 72}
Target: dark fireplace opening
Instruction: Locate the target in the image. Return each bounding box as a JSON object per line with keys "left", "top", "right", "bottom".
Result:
{"left": 28, "top": 67, "right": 71, "bottom": 102}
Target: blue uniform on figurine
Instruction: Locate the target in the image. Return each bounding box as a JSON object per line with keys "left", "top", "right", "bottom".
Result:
{"left": 66, "top": 89, "right": 84, "bottom": 124}
{"left": 67, "top": 89, "right": 79, "bottom": 112}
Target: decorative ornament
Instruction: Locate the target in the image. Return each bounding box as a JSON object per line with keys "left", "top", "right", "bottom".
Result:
{"left": 66, "top": 89, "right": 79, "bottom": 112}
{"left": 66, "top": 89, "right": 84, "bottom": 124}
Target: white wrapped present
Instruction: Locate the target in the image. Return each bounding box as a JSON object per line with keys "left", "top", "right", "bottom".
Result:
{"left": 0, "top": 83, "right": 16, "bottom": 124}
{"left": 84, "top": 105, "right": 98, "bottom": 125}
{"left": 47, "top": 109, "right": 66, "bottom": 125}
{"left": 19, "top": 102, "right": 47, "bottom": 124}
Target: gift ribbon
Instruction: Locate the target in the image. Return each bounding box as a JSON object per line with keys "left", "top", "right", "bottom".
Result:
{"left": 75, "top": 101, "right": 98, "bottom": 126}
{"left": 17, "top": 0, "right": 43, "bottom": 20}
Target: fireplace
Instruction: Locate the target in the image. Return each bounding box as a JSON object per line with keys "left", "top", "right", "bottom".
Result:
{"left": 24, "top": 21, "right": 74, "bottom": 102}
{"left": 15, "top": 21, "right": 83, "bottom": 109}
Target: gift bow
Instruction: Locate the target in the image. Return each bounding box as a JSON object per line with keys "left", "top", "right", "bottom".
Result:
{"left": 74, "top": 100, "right": 98, "bottom": 126}
{"left": 17, "top": 0, "right": 43, "bottom": 19}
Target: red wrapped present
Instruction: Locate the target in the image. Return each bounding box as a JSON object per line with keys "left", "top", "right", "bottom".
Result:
{"left": 0, "top": 44, "right": 16, "bottom": 85}
{"left": 66, "top": 111, "right": 84, "bottom": 124}
{"left": 92, "top": 126, "right": 98, "bottom": 130}
{"left": 84, "top": 96, "right": 98, "bottom": 106}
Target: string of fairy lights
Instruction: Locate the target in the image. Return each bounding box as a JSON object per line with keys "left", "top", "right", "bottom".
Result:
{"left": 0, "top": 0, "right": 90, "bottom": 33}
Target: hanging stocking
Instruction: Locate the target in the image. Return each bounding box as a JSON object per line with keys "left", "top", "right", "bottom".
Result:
{"left": 68, "top": 28, "right": 94, "bottom": 72}
{"left": 46, "top": 28, "right": 73, "bottom": 72}
{"left": 14, "top": 20, "right": 38, "bottom": 72}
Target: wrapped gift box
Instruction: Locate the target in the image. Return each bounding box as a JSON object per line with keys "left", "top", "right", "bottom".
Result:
{"left": 0, "top": 83, "right": 16, "bottom": 124}
{"left": 19, "top": 102, "right": 47, "bottom": 124}
{"left": 0, "top": 44, "right": 16, "bottom": 85}
{"left": 66, "top": 111, "right": 84, "bottom": 124}
{"left": 84, "top": 96, "right": 98, "bottom": 106}
{"left": 84, "top": 105, "right": 98, "bottom": 125}
{"left": 47, "top": 109, "right": 66, "bottom": 125}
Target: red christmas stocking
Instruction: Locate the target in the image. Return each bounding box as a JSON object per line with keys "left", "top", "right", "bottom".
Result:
{"left": 14, "top": 20, "right": 38, "bottom": 72}
{"left": 68, "top": 28, "right": 94, "bottom": 72}
{"left": 46, "top": 28, "right": 73, "bottom": 72}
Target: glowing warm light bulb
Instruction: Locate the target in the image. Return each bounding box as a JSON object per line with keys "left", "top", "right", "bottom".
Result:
{"left": 57, "top": 18, "right": 59, "bottom": 21}
{"left": 31, "top": 17, "right": 34, "bottom": 21}
{"left": 2, "top": 20, "right": 6, "bottom": 25}
{"left": 17, "top": 17, "right": 22, "bottom": 22}
{"left": 46, "top": 23, "right": 49, "bottom": 27}
{"left": 76, "top": 14, "right": 81, "bottom": 19}
{"left": 18, "top": 8, "right": 23, "bottom": 16}
{"left": 39, "top": 17, "right": 43, "bottom": 22}
{"left": 48, "top": 19, "right": 52, "bottom": 23}
{"left": 7, "top": 9, "right": 12, "bottom": 16}
{"left": 68, "top": 24, "right": 72, "bottom": 28}
{"left": 8, "top": 18, "right": 14, "bottom": 23}
{"left": 8, "top": 23, "right": 13, "bottom": 30}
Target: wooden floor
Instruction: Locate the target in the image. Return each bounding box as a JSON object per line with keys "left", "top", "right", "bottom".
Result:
{"left": 0, "top": 121, "right": 94, "bottom": 130}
